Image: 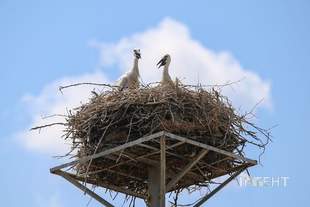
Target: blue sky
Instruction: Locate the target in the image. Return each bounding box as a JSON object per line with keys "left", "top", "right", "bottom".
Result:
{"left": 1, "top": 0, "right": 309, "bottom": 206}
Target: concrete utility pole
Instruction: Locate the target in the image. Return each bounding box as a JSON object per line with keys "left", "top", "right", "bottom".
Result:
{"left": 147, "top": 136, "right": 166, "bottom": 207}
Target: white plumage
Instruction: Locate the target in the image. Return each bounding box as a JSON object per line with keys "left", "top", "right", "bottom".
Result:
{"left": 157, "top": 54, "right": 174, "bottom": 87}
{"left": 118, "top": 49, "right": 141, "bottom": 90}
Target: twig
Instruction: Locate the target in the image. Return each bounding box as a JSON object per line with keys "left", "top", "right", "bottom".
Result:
{"left": 30, "top": 122, "right": 66, "bottom": 130}
{"left": 59, "top": 82, "right": 117, "bottom": 93}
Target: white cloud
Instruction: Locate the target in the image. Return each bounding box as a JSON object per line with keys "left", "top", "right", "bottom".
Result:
{"left": 91, "top": 17, "right": 271, "bottom": 109}
{"left": 18, "top": 17, "right": 271, "bottom": 154}
{"left": 17, "top": 72, "right": 109, "bottom": 155}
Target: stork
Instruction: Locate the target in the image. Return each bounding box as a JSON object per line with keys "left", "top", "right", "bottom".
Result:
{"left": 118, "top": 49, "right": 141, "bottom": 90}
{"left": 157, "top": 54, "right": 174, "bottom": 87}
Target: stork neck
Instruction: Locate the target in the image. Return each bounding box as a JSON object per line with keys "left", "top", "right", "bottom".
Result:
{"left": 163, "top": 62, "right": 170, "bottom": 77}
{"left": 133, "top": 58, "right": 140, "bottom": 76}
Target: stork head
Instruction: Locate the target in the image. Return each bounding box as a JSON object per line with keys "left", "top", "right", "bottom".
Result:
{"left": 157, "top": 54, "right": 171, "bottom": 68}
{"left": 133, "top": 49, "right": 141, "bottom": 59}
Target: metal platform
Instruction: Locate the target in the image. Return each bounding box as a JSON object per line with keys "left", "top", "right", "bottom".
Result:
{"left": 50, "top": 131, "right": 257, "bottom": 207}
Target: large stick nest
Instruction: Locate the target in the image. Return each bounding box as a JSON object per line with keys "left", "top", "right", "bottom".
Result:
{"left": 69, "top": 85, "right": 248, "bottom": 154}
{"left": 35, "top": 83, "right": 271, "bottom": 205}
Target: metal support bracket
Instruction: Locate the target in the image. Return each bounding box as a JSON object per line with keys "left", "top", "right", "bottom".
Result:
{"left": 193, "top": 167, "right": 247, "bottom": 207}
{"left": 50, "top": 131, "right": 257, "bottom": 207}
{"left": 54, "top": 170, "right": 115, "bottom": 207}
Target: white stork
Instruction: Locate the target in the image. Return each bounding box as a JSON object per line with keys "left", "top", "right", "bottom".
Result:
{"left": 118, "top": 49, "right": 141, "bottom": 90}
{"left": 157, "top": 54, "right": 174, "bottom": 87}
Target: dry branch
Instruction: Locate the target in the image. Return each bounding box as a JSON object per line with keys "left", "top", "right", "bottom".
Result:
{"left": 33, "top": 82, "right": 270, "bottom": 206}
